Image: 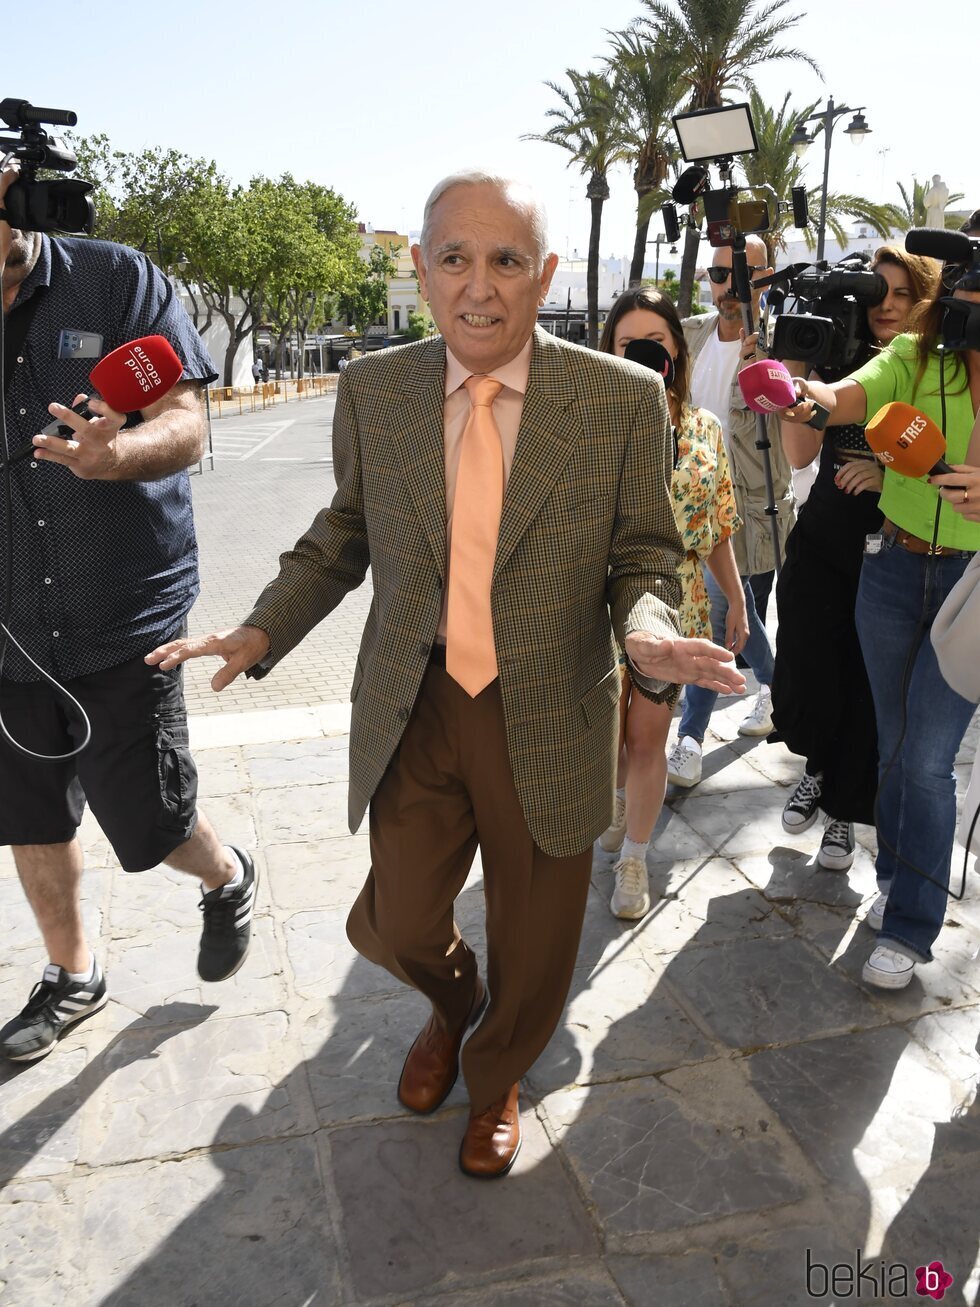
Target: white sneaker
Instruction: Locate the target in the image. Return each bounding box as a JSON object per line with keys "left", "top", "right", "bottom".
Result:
{"left": 816, "top": 818, "right": 855, "bottom": 871}
{"left": 599, "top": 792, "right": 628, "bottom": 853}
{"left": 610, "top": 856, "right": 650, "bottom": 919}
{"left": 865, "top": 890, "right": 888, "bottom": 932}
{"left": 667, "top": 736, "right": 702, "bottom": 787}
{"left": 738, "top": 684, "right": 774, "bottom": 736}
{"left": 782, "top": 770, "right": 822, "bottom": 833}
{"left": 862, "top": 944, "right": 915, "bottom": 990}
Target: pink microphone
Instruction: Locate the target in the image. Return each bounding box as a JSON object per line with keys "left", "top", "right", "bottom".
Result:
{"left": 738, "top": 359, "right": 829, "bottom": 430}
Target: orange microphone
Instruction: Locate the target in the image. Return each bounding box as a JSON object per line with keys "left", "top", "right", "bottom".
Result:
{"left": 864, "top": 402, "right": 957, "bottom": 478}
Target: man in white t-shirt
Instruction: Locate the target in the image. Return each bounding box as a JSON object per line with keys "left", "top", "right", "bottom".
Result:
{"left": 668, "top": 235, "right": 795, "bottom": 787}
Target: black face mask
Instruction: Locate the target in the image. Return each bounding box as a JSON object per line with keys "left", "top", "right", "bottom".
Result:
{"left": 940, "top": 297, "right": 980, "bottom": 351}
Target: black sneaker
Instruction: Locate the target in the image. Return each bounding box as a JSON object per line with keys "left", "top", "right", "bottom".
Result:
{"left": 782, "top": 770, "right": 823, "bottom": 833}
{"left": 817, "top": 818, "right": 855, "bottom": 871}
{"left": 0, "top": 962, "right": 108, "bottom": 1062}
{"left": 198, "top": 846, "right": 258, "bottom": 982}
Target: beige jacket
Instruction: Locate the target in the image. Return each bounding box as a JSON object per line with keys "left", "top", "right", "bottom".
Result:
{"left": 682, "top": 311, "right": 795, "bottom": 575}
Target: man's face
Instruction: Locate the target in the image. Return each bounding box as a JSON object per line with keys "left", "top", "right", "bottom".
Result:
{"left": 708, "top": 238, "right": 772, "bottom": 323}
{"left": 411, "top": 183, "right": 558, "bottom": 374}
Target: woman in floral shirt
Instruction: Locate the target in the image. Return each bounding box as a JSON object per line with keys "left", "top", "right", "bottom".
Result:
{"left": 598, "top": 289, "right": 747, "bottom": 920}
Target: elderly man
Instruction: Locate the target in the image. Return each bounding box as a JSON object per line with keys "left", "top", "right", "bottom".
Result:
{"left": 668, "top": 234, "right": 795, "bottom": 788}
{"left": 149, "top": 172, "right": 743, "bottom": 1178}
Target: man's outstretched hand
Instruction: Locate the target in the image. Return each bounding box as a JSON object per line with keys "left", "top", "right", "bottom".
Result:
{"left": 625, "top": 631, "right": 747, "bottom": 695}
{"left": 146, "top": 625, "right": 271, "bottom": 691}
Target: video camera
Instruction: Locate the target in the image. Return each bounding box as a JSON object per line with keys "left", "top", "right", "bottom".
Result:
{"left": 906, "top": 227, "right": 980, "bottom": 351}
{"left": 0, "top": 98, "right": 95, "bottom": 235}
{"left": 766, "top": 255, "right": 887, "bottom": 377}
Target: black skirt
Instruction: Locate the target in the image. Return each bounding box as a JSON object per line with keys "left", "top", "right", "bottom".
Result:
{"left": 770, "top": 434, "right": 883, "bottom": 825}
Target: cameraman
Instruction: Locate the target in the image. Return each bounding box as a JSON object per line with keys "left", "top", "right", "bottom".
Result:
{"left": 772, "top": 247, "right": 939, "bottom": 871}
{"left": 0, "top": 164, "right": 257, "bottom": 1062}
{"left": 668, "top": 235, "right": 794, "bottom": 788}
{"left": 784, "top": 243, "right": 980, "bottom": 991}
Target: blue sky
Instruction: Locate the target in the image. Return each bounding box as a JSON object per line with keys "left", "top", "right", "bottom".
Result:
{"left": 16, "top": 0, "right": 976, "bottom": 262}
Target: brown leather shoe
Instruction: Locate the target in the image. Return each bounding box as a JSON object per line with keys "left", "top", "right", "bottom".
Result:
{"left": 458, "top": 1083, "right": 522, "bottom": 1179}
{"left": 397, "top": 979, "right": 487, "bottom": 1115}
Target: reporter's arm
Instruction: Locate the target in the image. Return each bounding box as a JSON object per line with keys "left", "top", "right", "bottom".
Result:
{"left": 33, "top": 381, "right": 207, "bottom": 481}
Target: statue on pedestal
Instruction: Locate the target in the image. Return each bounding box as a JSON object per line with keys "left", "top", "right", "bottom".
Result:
{"left": 923, "top": 174, "right": 950, "bottom": 229}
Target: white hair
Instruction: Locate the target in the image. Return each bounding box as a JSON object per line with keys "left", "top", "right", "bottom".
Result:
{"left": 420, "top": 171, "right": 551, "bottom": 270}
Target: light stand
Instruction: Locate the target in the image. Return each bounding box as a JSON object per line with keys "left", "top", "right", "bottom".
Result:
{"left": 664, "top": 105, "right": 789, "bottom": 572}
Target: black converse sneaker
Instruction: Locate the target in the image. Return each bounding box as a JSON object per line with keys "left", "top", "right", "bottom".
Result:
{"left": 0, "top": 962, "right": 108, "bottom": 1062}
{"left": 782, "top": 770, "right": 823, "bottom": 833}
{"left": 197, "top": 846, "right": 258, "bottom": 982}
{"left": 817, "top": 818, "right": 856, "bottom": 871}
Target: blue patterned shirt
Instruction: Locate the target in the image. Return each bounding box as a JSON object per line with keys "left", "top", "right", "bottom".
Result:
{"left": 1, "top": 235, "right": 217, "bottom": 680}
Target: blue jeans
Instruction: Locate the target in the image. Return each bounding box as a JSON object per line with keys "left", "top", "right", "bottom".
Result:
{"left": 855, "top": 541, "right": 975, "bottom": 962}
{"left": 678, "top": 570, "right": 776, "bottom": 742}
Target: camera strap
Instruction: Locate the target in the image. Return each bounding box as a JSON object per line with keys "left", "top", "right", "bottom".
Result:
{"left": 2, "top": 284, "right": 45, "bottom": 396}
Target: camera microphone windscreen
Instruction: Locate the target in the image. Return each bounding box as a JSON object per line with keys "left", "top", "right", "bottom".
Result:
{"left": 904, "top": 228, "right": 974, "bottom": 264}
{"left": 88, "top": 335, "right": 184, "bottom": 412}
{"left": 864, "top": 401, "right": 954, "bottom": 477}
{"left": 672, "top": 166, "right": 710, "bottom": 207}
{"left": 624, "top": 339, "right": 676, "bottom": 389}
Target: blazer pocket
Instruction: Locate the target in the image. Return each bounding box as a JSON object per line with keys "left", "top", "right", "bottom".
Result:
{"left": 578, "top": 665, "right": 622, "bottom": 728}
{"left": 350, "top": 657, "right": 364, "bottom": 704}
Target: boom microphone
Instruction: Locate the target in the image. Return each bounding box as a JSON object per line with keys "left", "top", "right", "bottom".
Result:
{"left": 737, "top": 359, "right": 829, "bottom": 430}
{"left": 624, "top": 338, "right": 676, "bottom": 389}
{"left": 864, "top": 401, "right": 955, "bottom": 477}
{"left": 904, "top": 228, "right": 974, "bottom": 264}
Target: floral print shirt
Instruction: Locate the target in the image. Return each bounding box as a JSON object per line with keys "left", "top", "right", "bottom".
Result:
{"left": 671, "top": 404, "right": 741, "bottom": 639}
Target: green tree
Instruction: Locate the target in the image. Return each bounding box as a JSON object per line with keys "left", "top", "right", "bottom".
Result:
{"left": 636, "top": 0, "right": 821, "bottom": 314}
{"left": 404, "top": 310, "right": 432, "bottom": 341}
{"left": 896, "top": 178, "right": 966, "bottom": 230}
{"left": 739, "top": 90, "right": 904, "bottom": 265}
{"left": 337, "top": 243, "right": 396, "bottom": 344}
{"left": 607, "top": 28, "right": 684, "bottom": 287}
{"left": 523, "top": 67, "right": 623, "bottom": 349}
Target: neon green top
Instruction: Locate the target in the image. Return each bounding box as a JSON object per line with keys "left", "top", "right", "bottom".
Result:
{"left": 851, "top": 333, "right": 980, "bottom": 550}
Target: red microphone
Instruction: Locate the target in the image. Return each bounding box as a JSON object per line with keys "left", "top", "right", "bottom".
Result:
{"left": 33, "top": 336, "right": 184, "bottom": 452}
{"left": 864, "top": 402, "right": 956, "bottom": 478}
{"left": 89, "top": 335, "right": 183, "bottom": 411}
{"left": 738, "top": 359, "right": 829, "bottom": 430}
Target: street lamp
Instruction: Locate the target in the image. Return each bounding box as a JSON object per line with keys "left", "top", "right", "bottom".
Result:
{"left": 790, "top": 97, "right": 871, "bottom": 263}
{"left": 647, "top": 232, "right": 670, "bottom": 284}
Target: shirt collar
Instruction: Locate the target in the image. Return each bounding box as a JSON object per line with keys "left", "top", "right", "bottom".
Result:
{"left": 445, "top": 335, "right": 533, "bottom": 398}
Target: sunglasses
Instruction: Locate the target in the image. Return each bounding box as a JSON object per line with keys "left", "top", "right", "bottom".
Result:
{"left": 707, "top": 266, "right": 763, "bottom": 284}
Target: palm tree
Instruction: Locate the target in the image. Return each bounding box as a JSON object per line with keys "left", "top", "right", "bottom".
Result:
{"left": 606, "top": 27, "right": 685, "bottom": 286}
{"left": 895, "top": 178, "right": 966, "bottom": 230}
{"left": 740, "top": 90, "right": 905, "bottom": 265}
{"left": 636, "top": 0, "right": 821, "bottom": 314}
{"left": 522, "top": 69, "right": 622, "bottom": 349}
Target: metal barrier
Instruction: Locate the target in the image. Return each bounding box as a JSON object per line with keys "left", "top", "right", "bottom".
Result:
{"left": 208, "top": 375, "right": 336, "bottom": 418}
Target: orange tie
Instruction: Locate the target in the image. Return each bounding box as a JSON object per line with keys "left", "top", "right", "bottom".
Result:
{"left": 446, "top": 374, "right": 504, "bottom": 696}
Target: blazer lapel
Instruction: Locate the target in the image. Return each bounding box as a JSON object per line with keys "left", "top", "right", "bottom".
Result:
{"left": 494, "top": 328, "right": 582, "bottom": 581}
{"left": 393, "top": 336, "right": 449, "bottom": 579}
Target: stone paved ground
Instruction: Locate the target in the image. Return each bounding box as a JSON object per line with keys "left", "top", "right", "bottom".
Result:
{"left": 1, "top": 395, "right": 978, "bottom": 1304}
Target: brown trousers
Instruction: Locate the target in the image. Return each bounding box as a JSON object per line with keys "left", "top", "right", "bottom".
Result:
{"left": 346, "top": 658, "right": 593, "bottom": 1111}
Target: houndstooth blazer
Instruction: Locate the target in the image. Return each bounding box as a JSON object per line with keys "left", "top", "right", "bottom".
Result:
{"left": 245, "top": 326, "right": 683, "bottom": 858}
